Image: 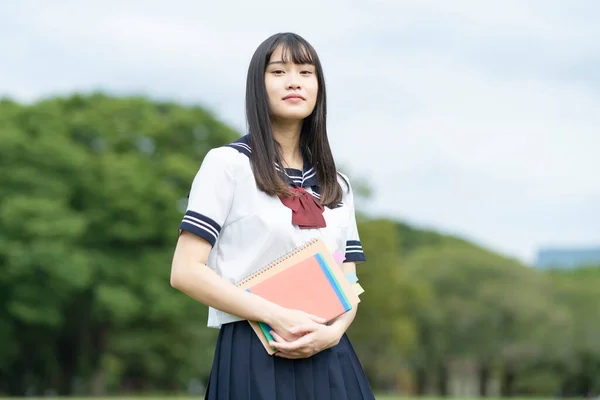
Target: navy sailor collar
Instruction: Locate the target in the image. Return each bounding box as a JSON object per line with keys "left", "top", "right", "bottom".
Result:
{"left": 226, "top": 135, "right": 320, "bottom": 189}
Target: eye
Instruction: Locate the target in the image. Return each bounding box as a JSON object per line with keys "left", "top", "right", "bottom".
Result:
{"left": 300, "top": 70, "right": 314, "bottom": 75}
{"left": 271, "top": 69, "right": 285, "bottom": 75}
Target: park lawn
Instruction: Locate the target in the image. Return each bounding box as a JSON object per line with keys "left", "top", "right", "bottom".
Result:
{"left": 0, "top": 397, "right": 554, "bottom": 400}
{"left": 1, "top": 397, "right": 404, "bottom": 400}
{"left": 0, "top": 397, "right": 558, "bottom": 400}
{"left": 0, "top": 398, "right": 405, "bottom": 400}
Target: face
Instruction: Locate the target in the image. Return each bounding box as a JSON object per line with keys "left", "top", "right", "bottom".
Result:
{"left": 264, "top": 45, "right": 318, "bottom": 122}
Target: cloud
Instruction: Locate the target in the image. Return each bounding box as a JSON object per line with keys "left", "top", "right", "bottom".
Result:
{"left": 1, "top": 0, "right": 599, "bottom": 262}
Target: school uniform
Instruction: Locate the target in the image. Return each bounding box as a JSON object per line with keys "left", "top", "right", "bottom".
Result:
{"left": 179, "top": 135, "right": 375, "bottom": 399}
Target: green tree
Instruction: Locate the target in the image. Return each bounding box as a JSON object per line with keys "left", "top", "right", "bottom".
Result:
{"left": 545, "top": 266, "right": 600, "bottom": 396}
{"left": 348, "top": 218, "right": 428, "bottom": 391}
{"left": 403, "top": 243, "right": 565, "bottom": 396}
{"left": 3, "top": 93, "right": 599, "bottom": 398}
{"left": 0, "top": 94, "right": 238, "bottom": 395}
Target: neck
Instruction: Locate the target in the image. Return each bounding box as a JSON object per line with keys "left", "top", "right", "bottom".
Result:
{"left": 271, "top": 118, "right": 303, "bottom": 169}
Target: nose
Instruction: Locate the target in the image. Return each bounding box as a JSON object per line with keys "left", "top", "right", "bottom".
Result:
{"left": 286, "top": 72, "right": 301, "bottom": 90}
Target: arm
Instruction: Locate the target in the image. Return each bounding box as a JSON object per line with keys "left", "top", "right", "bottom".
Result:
{"left": 170, "top": 231, "right": 326, "bottom": 340}
{"left": 170, "top": 148, "right": 281, "bottom": 324}
{"left": 270, "top": 174, "right": 367, "bottom": 358}
{"left": 328, "top": 261, "right": 358, "bottom": 337}
{"left": 268, "top": 261, "right": 360, "bottom": 358}
{"left": 329, "top": 173, "right": 366, "bottom": 337}
{"left": 170, "top": 230, "right": 281, "bottom": 324}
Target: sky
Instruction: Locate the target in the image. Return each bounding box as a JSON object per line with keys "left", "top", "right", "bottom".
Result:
{"left": 2, "top": 0, "right": 599, "bottom": 264}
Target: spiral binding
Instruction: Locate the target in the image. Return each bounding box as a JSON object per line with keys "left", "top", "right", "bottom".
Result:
{"left": 236, "top": 238, "right": 319, "bottom": 287}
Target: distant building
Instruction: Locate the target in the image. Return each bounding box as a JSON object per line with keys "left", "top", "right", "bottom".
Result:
{"left": 535, "top": 247, "right": 600, "bottom": 269}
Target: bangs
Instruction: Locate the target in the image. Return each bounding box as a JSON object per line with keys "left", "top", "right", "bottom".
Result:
{"left": 272, "top": 35, "right": 315, "bottom": 65}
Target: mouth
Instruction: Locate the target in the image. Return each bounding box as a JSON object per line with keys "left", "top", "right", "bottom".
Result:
{"left": 282, "top": 94, "right": 305, "bottom": 101}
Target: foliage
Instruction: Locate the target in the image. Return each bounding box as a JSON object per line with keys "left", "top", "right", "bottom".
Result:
{"left": 0, "top": 94, "right": 237, "bottom": 395}
{"left": 1, "top": 94, "right": 598, "bottom": 397}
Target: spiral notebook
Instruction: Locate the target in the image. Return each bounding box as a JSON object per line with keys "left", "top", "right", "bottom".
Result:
{"left": 235, "top": 238, "right": 361, "bottom": 355}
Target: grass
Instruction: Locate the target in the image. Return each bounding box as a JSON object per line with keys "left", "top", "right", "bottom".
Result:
{"left": 1, "top": 397, "right": 407, "bottom": 400}
{"left": 0, "top": 397, "right": 555, "bottom": 400}
{"left": 0, "top": 395, "right": 564, "bottom": 400}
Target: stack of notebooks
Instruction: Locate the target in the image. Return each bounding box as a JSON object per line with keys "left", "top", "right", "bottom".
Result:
{"left": 235, "top": 237, "right": 365, "bottom": 354}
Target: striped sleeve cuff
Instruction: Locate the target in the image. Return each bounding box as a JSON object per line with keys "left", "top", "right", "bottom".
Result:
{"left": 344, "top": 240, "right": 366, "bottom": 263}
{"left": 179, "top": 211, "right": 221, "bottom": 247}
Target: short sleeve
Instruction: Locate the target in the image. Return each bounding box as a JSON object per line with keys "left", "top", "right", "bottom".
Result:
{"left": 179, "top": 147, "right": 237, "bottom": 247}
{"left": 340, "top": 174, "right": 367, "bottom": 264}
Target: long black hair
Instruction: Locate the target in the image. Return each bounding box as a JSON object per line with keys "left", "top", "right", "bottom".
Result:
{"left": 245, "top": 32, "right": 343, "bottom": 208}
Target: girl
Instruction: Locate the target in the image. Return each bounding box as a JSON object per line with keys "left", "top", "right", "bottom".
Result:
{"left": 170, "top": 32, "right": 375, "bottom": 400}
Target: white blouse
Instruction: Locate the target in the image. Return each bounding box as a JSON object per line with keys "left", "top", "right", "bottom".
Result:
{"left": 179, "top": 135, "right": 366, "bottom": 328}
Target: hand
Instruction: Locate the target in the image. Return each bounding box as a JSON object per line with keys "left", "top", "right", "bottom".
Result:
{"left": 266, "top": 307, "right": 327, "bottom": 342}
{"left": 269, "top": 324, "right": 342, "bottom": 359}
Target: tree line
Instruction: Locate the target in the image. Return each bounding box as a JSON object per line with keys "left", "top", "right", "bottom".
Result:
{"left": 0, "top": 94, "right": 598, "bottom": 397}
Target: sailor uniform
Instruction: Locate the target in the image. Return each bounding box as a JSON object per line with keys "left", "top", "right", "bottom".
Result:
{"left": 179, "top": 135, "right": 374, "bottom": 399}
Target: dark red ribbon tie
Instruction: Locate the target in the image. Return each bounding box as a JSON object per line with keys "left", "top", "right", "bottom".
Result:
{"left": 278, "top": 187, "right": 326, "bottom": 229}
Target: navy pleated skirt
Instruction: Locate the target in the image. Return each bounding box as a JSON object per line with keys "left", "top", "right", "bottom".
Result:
{"left": 204, "top": 320, "right": 376, "bottom": 400}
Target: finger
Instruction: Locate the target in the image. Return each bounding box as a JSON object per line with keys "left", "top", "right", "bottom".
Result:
{"left": 271, "top": 334, "right": 312, "bottom": 352}
{"left": 307, "top": 313, "right": 327, "bottom": 324}
{"left": 271, "top": 328, "right": 299, "bottom": 343}
{"left": 269, "top": 340, "right": 292, "bottom": 351}
{"left": 270, "top": 339, "right": 295, "bottom": 351}
{"left": 289, "top": 323, "right": 319, "bottom": 335}
{"left": 270, "top": 330, "right": 289, "bottom": 343}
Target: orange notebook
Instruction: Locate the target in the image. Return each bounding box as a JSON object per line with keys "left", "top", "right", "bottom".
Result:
{"left": 235, "top": 238, "right": 361, "bottom": 355}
